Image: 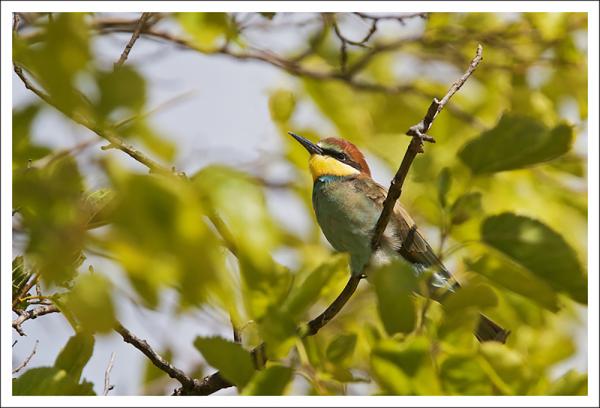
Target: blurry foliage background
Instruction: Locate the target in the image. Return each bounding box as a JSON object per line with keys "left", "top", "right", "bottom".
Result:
{"left": 11, "top": 11, "right": 588, "bottom": 396}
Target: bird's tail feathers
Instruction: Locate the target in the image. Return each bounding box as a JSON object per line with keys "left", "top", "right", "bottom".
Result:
{"left": 475, "top": 313, "right": 510, "bottom": 343}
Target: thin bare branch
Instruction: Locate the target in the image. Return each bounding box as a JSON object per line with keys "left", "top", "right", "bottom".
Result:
{"left": 12, "top": 340, "right": 39, "bottom": 374}
{"left": 370, "top": 44, "right": 483, "bottom": 252}
{"left": 114, "top": 12, "right": 152, "bottom": 68}
{"left": 114, "top": 323, "right": 195, "bottom": 389}
{"left": 12, "top": 304, "right": 60, "bottom": 336}
{"left": 103, "top": 352, "right": 116, "bottom": 395}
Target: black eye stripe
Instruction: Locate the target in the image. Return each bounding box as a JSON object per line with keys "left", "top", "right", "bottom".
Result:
{"left": 321, "top": 148, "right": 361, "bottom": 171}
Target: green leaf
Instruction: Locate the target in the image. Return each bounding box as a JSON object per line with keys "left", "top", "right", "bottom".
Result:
{"left": 372, "top": 260, "right": 418, "bottom": 335}
{"left": 547, "top": 370, "right": 588, "bottom": 395}
{"left": 481, "top": 213, "right": 586, "bottom": 303}
{"left": 370, "top": 337, "right": 430, "bottom": 395}
{"left": 13, "top": 103, "right": 50, "bottom": 169}
{"left": 96, "top": 66, "right": 146, "bottom": 121}
{"left": 326, "top": 333, "right": 357, "bottom": 364}
{"left": 193, "top": 336, "right": 255, "bottom": 388}
{"left": 14, "top": 156, "right": 86, "bottom": 286}
{"left": 81, "top": 188, "right": 117, "bottom": 228}
{"left": 12, "top": 367, "right": 95, "bottom": 396}
{"left": 54, "top": 333, "right": 95, "bottom": 380}
{"left": 437, "top": 167, "right": 452, "bottom": 208}
{"left": 14, "top": 13, "right": 91, "bottom": 115}
{"left": 443, "top": 283, "right": 498, "bottom": 314}
{"left": 283, "top": 254, "right": 347, "bottom": 320}
{"left": 450, "top": 192, "right": 482, "bottom": 225}
{"left": 466, "top": 253, "right": 561, "bottom": 312}
{"left": 458, "top": 114, "right": 574, "bottom": 174}
{"left": 62, "top": 273, "right": 116, "bottom": 333}
{"left": 269, "top": 89, "right": 296, "bottom": 123}
{"left": 242, "top": 364, "right": 293, "bottom": 395}
{"left": 178, "top": 13, "right": 235, "bottom": 50}
{"left": 440, "top": 355, "right": 493, "bottom": 395}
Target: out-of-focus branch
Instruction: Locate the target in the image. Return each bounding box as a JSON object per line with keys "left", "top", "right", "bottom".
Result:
{"left": 114, "top": 12, "right": 152, "bottom": 68}
{"left": 370, "top": 44, "right": 483, "bottom": 252}
{"left": 12, "top": 340, "right": 39, "bottom": 374}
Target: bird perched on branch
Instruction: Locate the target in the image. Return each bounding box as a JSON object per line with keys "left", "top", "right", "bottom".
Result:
{"left": 289, "top": 131, "right": 509, "bottom": 343}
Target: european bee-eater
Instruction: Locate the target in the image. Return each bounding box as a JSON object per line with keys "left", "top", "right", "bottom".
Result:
{"left": 289, "top": 132, "right": 509, "bottom": 343}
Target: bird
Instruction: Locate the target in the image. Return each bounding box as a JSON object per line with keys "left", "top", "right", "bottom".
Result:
{"left": 289, "top": 131, "right": 509, "bottom": 343}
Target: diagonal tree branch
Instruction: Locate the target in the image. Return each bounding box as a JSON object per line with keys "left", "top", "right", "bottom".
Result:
{"left": 114, "top": 12, "right": 152, "bottom": 68}
{"left": 370, "top": 44, "right": 483, "bottom": 251}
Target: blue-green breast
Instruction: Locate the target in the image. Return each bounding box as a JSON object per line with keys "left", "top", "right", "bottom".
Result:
{"left": 313, "top": 175, "right": 393, "bottom": 275}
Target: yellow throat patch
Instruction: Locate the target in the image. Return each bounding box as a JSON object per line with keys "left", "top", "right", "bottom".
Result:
{"left": 309, "top": 154, "right": 360, "bottom": 181}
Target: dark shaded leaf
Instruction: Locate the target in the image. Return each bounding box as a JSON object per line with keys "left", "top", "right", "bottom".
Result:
{"left": 193, "top": 336, "right": 255, "bottom": 388}
{"left": 450, "top": 192, "right": 482, "bottom": 225}
{"left": 458, "top": 114, "right": 574, "bottom": 174}
{"left": 481, "top": 213, "right": 586, "bottom": 303}
{"left": 437, "top": 167, "right": 452, "bottom": 208}
{"left": 372, "top": 260, "right": 417, "bottom": 335}
{"left": 326, "top": 333, "right": 357, "bottom": 364}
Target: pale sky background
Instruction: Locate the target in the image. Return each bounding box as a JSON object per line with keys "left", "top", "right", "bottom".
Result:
{"left": 11, "top": 12, "right": 588, "bottom": 395}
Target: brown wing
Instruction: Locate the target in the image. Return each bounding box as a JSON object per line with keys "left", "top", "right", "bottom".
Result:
{"left": 354, "top": 176, "right": 456, "bottom": 284}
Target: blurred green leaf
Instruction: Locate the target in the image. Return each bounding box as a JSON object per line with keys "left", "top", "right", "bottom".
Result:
{"left": 242, "top": 364, "right": 293, "bottom": 395}
{"left": 178, "top": 13, "right": 236, "bottom": 50}
{"left": 62, "top": 273, "right": 116, "bottom": 333}
{"left": 547, "top": 369, "right": 587, "bottom": 395}
{"left": 443, "top": 283, "right": 498, "bottom": 314}
{"left": 437, "top": 167, "right": 452, "bottom": 208}
{"left": 96, "top": 66, "right": 146, "bottom": 121}
{"left": 440, "top": 355, "right": 494, "bottom": 395}
{"left": 467, "top": 253, "right": 560, "bottom": 312}
{"left": 481, "top": 213, "right": 586, "bottom": 303}
{"left": 193, "top": 336, "right": 255, "bottom": 388}
{"left": 326, "top": 333, "right": 357, "bottom": 364}
{"left": 450, "top": 192, "right": 482, "bottom": 225}
{"left": 13, "top": 156, "right": 86, "bottom": 286}
{"left": 13, "top": 103, "right": 51, "bottom": 169}
{"left": 54, "top": 333, "right": 95, "bottom": 380}
{"left": 143, "top": 348, "right": 173, "bottom": 387}
{"left": 458, "top": 114, "right": 574, "bottom": 174}
{"left": 81, "top": 188, "right": 117, "bottom": 228}
{"left": 13, "top": 13, "right": 91, "bottom": 114}
{"left": 283, "top": 254, "right": 347, "bottom": 320}
{"left": 371, "top": 336, "right": 430, "bottom": 395}
{"left": 13, "top": 367, "right": 95, "bottom": 396}
{"left": 372, "top": 260, "right": 418, "bottom": 336}
{"left": 269, "top": 89, "right": 296, "bottom": 123}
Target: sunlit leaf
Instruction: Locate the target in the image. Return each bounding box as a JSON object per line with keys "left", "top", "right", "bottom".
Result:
{"left": 466, "top": 253, "right": 561, "bottom": 312}
{"left": 547, "top": 369, "right": 587, "bottom": 395}
{"left": 193, "top": 336, "right": 255, "bottom": 388}
{"left": 458, "top": 114, "right": 574, "bottom": 174}
{"left": 269, "top": 89, "right": 296, "bottom": 123}
{"left": 62, "top": 273, "right": 116, "bottom": 333}
{"left": 242, "top": 364, "right": 293, "bottom": 395}
{"left": 443, "top": 283, "right": 498, "bottom": 314}
{"left": 481, "top": 213, "right": 586, "bottom": 303}
{"left": 54, "top": 333, "right": 95, "bottom": 380}
{"left": 178, "top": 13, "right": 236, "bottom": 50}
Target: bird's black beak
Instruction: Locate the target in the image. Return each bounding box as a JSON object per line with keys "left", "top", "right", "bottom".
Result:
{"left": 288, "top": 132, "right": 323, "bottom": 155}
